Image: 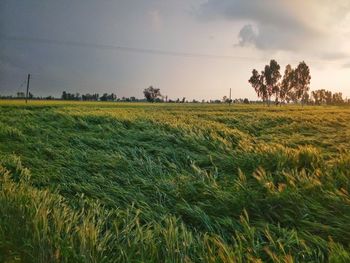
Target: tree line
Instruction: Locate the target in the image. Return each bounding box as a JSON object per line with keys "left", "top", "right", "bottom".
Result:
{"left": 249, "top": 60, "right": 311, "bottom": 105}
{"left": 1, "top": 73, "right": 348, "bottom": 105}
{"left": 0, "top": 89, "right": 255, "bottom": 104}
{"left": 248, "top": 59, "right": 349, "bottom": 105}
{"left": 311, "top": 89, "right": 346, "bottom": 105}
{"left": 61, "top": 91, "right": 117, "bottom": 101}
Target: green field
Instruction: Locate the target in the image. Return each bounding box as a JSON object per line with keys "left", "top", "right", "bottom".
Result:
{"left": 1, "top": 100, "right": 350, "bottom": 262}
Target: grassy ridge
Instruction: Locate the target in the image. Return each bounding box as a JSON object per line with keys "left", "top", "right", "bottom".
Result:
{"left": 0, "top": 101, "right": 350, "bottom": 262}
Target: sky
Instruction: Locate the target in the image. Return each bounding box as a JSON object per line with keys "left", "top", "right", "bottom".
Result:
{"left": 1, "top": 0, "right": 350, "bottom": 100}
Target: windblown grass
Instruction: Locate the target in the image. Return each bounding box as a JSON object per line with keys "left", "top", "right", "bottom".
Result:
{"left": 0, "top": 100, "right": 350, "bottom": 262}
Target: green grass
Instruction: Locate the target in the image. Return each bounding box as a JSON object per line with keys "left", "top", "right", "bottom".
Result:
{"left": 0, "top": 100, "right": 350, "bottom": 262}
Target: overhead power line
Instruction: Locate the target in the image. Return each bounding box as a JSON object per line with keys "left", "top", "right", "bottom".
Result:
{"left": 2, "top": 35, "right": 264, "bottom": 61}
{"left": 1, "top": 35, "right": 343, "bottom": 65}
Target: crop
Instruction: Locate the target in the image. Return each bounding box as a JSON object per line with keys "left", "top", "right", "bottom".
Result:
{"left": 0, "top": 100, "right": 350, "bottom": 262}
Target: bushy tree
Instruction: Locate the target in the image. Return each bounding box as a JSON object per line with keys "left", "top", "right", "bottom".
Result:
{"left": 100, "top": 93, "right": 117, "bottom": 101}
{"left": 333, "top": 92, "right": 344, "bottom": 104}
{"left": 249, "top": 69, "right": 268, "bottom": 104}
{"left": 82, "top": 93, "right": 99, "bottom": 101}
{"left": 143, "top": 86, "right": 161, "bottom": 102}
{"left": 61, "top": 91, "right": 80, "bottom": 100}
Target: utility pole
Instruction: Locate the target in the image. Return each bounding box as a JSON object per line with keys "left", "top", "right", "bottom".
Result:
{"left": 25, "top": 74, "right": 31, "bottom": 104}
{"left": 229, "top": 88, "right": 232, "bottom": 106}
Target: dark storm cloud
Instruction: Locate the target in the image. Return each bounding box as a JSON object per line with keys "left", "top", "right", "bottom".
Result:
{"left": 198, "top": 0, "right": 350, "bottom": 52}
{"left": 1, "top": 0, "right": 212, "bottom": 98}
{"left": 237, "top": 24, "right": 257, "bottom": 47}
{"left": 199, "top": 0, "right": 302, "bottom": 28}
{"left": 0, "top": 0, "right": 156, "bottom": 96}
{"left": 236, "top": 23, "right": 314, "bottom": 51}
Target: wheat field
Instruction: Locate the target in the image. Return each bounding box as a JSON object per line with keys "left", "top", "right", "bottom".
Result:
{"left": 1, "top": 100, "right": 350, "bottom": 262}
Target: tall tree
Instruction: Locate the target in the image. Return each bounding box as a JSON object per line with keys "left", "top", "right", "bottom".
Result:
{"left": 294, "top": 61, "right": 311, "bottom": 105}
{"left": 263, "top": 60, "right": 281, "bottom": 105}
{"left": 280, "top": 64, "right": 294, "bottom": 104}
{"left": 312, "top": 90, "right": 320, "bottom": 105}
{"left": 325, "top": 90, "right": 332, "bottom": 104}
{"left": 332, "top": 92, "right": 344, "bottom": 104}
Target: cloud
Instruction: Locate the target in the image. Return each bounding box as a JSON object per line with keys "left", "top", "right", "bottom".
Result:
{"left": 236, "top": 22, "right": 316, "bottom": 51}
{"left": 198, "top": 0, "right": 350, "bottom": 53}
{"left": 237, "top": 24, "right": 258, "bottom": 47}
{"left": 319, "top": 52, "right": 348, "bottom": 61}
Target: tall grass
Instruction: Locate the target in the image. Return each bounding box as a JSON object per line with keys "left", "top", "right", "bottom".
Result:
{"left": 0, "top": 101, "right": 350, "bottom": 262}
